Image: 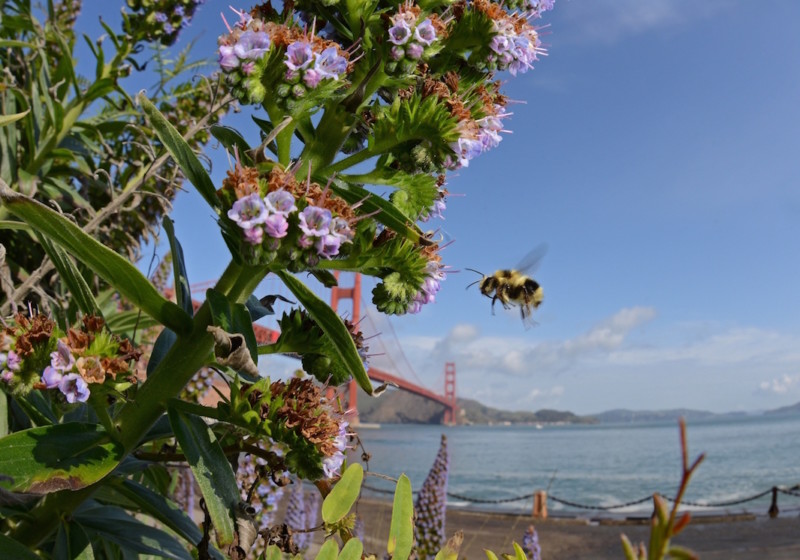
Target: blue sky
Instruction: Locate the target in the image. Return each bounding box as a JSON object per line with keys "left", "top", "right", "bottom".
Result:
{"left": 77, "top": 1, "right": 800, "bottom": 414}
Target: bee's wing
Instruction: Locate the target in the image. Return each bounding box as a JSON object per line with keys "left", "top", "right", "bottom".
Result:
{"left": 515, "top": 243, "right": 548, "bottom": 275}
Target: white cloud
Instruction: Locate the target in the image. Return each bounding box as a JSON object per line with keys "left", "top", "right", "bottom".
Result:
{"left": 759, "top": 374, "right": 800, "bottom": 395}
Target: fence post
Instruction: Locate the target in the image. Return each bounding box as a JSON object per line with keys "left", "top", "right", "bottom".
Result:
{"left": 533, "top": 490, "right": 548, "bottom": 519}
{"left": 768, "top": 487, "right": 779, "bottom": 518}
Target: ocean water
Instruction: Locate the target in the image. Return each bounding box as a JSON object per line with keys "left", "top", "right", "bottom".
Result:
{"left": 354, "top": 414, "right": 800, "bottom": 514}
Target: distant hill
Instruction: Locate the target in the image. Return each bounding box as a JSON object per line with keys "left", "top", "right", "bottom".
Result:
{"left": 356, "top": 390, "right": 595, "bottom": 425}
{"left": 764, "top": 401, "right": 800, "bottom": 416}
{"left": 589, "top": 408, "right": 719, "bottom": 424}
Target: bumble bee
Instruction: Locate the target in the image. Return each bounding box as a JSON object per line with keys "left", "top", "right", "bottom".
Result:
{"left": 466, "top": 244, "right": 547, "bottom": 327}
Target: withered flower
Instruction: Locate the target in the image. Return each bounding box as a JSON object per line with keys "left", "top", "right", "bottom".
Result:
{"left": 76, "top": 356, "right": 105, "bottom": 384}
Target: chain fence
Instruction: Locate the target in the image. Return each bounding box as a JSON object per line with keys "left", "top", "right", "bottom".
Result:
{"left": 362, "top": 483, "right": 800, "bottom": 513}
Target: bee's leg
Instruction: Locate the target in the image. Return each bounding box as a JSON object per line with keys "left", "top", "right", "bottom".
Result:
{"left": 490, "top": 296, "right": 498, "bottom": 315}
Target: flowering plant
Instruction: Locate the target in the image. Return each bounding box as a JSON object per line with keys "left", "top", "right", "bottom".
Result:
{"left": 0, "top": 0, "right": 566, "bottom": 558}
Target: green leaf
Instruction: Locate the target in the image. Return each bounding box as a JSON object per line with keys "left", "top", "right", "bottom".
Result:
{"left": 210, "top": 125, "right": 254, "bottom": 165}
{"left": 338, "top": 537, "right": 363, "bottom": 560}
{"left": 512, "top": 542, "right": 527, "bottom": 560}
{"left": 114, "top": 478, "right": 225, "bottom": 559}
{"left": 232, "top": 301, "right": 258, "bottom": 366}
{"left": 0, "top": 186, "right": 192, "bottom": 335}
{"left": 36, "top": 232, "right": 100, "bottom": 318}
{"left": 138, "top": 93, "right": 219, "bottom": 213}
{"left": 0, "top": 533, "right": 41, "bottom": 560}
{"left": 263, "top": 545, "right": 284, "bottom": 560}
{"left": 0, "top": 423, "right": 123, "bottom": 494}
{"left": 167, "top": 407, "right": 238, "bottom": 546}
{"left": 330, "top": 180, "right": 422, "bottom": 243}
{"left": 0, "top": 109, "right": 30, "bottom": 127}
{"left": 75, "top": 503, "right": 192, "bottom": 560}
{"left": 321, "top": 463, "right": 363, "bottom": 524}
{"left": 146, "top": 328, "right": 177, "bottom": 376}
{"left": 0, "top": 391, "right": 7, "bottom": 438}
{"left": 104, "top": 310, "right": 160, "bottom": 336}
{"left": 484, "top": 551, "right": 500, "bottom": 560}
{"left": 387, "top": 474, "right": 414, "bottom": 560}
{"left": 667, "top": 546, "right": 699, "bottom": 560}
{"left": 54, "top": 521, "right": 95, "bottom": 560}
{"left": 206, "top": 288, "right": 259, "bottom": 369}
{"left": 163, "top": 216, "right": 193, "bottom": 317}
{"left": 314, "top": 540, "right": 339, "bottom": 560}
{"left": 276, "top": 271, "right": 372, "bottom": 394}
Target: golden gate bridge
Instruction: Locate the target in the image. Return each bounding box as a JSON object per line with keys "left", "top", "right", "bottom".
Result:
{"left": 186, "top": 273, "right": 458, "bottom": 425}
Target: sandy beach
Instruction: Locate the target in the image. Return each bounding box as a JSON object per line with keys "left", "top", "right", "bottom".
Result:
{"left": 348, "top": 498, "right": 800, "bottom": 559}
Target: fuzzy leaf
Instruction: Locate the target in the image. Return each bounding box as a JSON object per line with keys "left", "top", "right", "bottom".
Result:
{"left": 322, "top": 463, "right": 363, "bottom": 524}
{"left": 338, "top": 537, "right": 363, "bottom": 560}
{"left": 276, "top": 272, "right": 371, "bottom": 394}
{"left": 315, "top": 539, "right": 340, "bottom": 560}
{"left": 0, "top": 185, "right": 192, "bottom": 334}
{"left": 138, "top": 93, "right": 219, "bottom": 213}
{"left": 0, "top": 423, "right": 123, "bottom": 494}
{"left": 387, "top": 474, "right": 414, "bottom": 560}
{"left": 167, "top": 407, "right": 239, "bottom": 545}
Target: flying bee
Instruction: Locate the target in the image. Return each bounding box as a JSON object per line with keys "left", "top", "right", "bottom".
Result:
{"left": 466, "top": 244, "right": 547, "bottom": 328}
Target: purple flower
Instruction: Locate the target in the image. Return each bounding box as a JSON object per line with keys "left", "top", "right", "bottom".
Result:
{"left": 388, "top": 22, "right": 412, "bottom": 45}
{"left": 0, "top": 370, "right": 12, "bottom": 383}
{"left": 234, "top": 30, "right": 271, "bottom": 60}
{"left": 298, "top": 206, "right": 331, "bottom": 237}
{"left": 241, "top": 61, "right": 255, "bottom": 75}
{"left": 314, "top": 47, "right": 347, "bottom": 80}
{"left": 303, "top": 69, "right": 322, "bottom": 88}
{"left": 219, "top": 45, "right": 239, "bottom": 72}
{"left": 522, "top": 525, "right": 541, "bottom": 560}
{"left": 154, "top": 12, "right": 168, "bottom": 23}
{"left": 330, "top": 217, "right": 354, "bottom": 242}
{"left": 58, "top": 373, "right": 90, "bottom": 403}
{"left": 285, "top": 41, "right": 314, "bottom": 71}
{"left": 452, "top": 137, "right": 483, "bottom": 168}
{"left": 243, "top": 226, "right": 264, "bottom": 245}
{"left": 264, "top": 213, "right": 289, "bottom": 239}
{"left": 50, "top": 340, "right": 74, "bottom": 371}
{"left": 322, "top": 451, "right": 345, "bottom": 478}
{"left": 5, "top": 350, "right": 20, "bottom": 371}
{"left": 42, "top": 366, "right": 63, "bottom": 389}
{"left": 228, "top": 193, "right": 268, "bottom": 229}
{"left": 164, "top": 23, "right": 174, "bottom": 34}
{"left": 174, "top": 6, "right": 185, "bottom": 17}
{"left": 265, "top": 189, "right": 297, "bottom": 215}
{"left": 490, "top": 34, "right": 511, "bottom": 54}
{"left": 414, "top": 19, "right": 436, "bottom": 45}
{"left": 315, "top": 234, "right": 342, "bottom": 258}
{"left": 425, "top": 199, "right": 446, "bottom": 221}
{"left": 407, "top": 43, "right": 424, "bottom": 60}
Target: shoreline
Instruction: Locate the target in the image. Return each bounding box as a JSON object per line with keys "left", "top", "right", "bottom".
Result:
{"left": 348, "top": 497, "right": 800, "bottom": 559}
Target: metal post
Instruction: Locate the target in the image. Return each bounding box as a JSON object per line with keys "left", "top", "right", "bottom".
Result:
{"left": 769, "top": 486, "right": 779, "bottom": 518}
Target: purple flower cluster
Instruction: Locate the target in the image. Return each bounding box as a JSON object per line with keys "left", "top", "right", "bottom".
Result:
{"left": 409, "top": 260, "right": 446, "bottom": 314}
{"left": 227, "top": 188, "right": 355, "bottom": 261}
{"left": 525, "top": 0, "right": 556, "bottom": 19}
{"left": 40, "top": 340, "right": 90, "bottom": 403}
{"left": 488, "top": 18, "right": 546, "bottom": 76}
{"left": 284, "top": 41, "right": 348, "bottom": 89}
{"left": 388, "top": 10, "right": 438, "bottom": 65}
{"left": 414, "top": 434, "right": 449, "bottom": 559}
{"left": 322, "top": 419, "right": 349, "bottom": 478}
{"left": 217, "top": 7, "right": 273, "bottom": 75}
{"left": 284, "top": 481, "right": 320, "bottom": 551}
{"left": 521, "top": 524, "right": 542, "bottom": 560}
{"left": 448, "top": 104, "right": 511, "bottom": 169}
{"left": 126, "top": 0, "right": 204, "bottom": 46}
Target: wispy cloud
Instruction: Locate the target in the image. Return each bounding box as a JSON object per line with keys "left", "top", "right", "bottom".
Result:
{"left": 557, "top": 0, "right": 729, "bottom": 44}
{"left": 758, "top": 374, "right": 800, "bottom": 395}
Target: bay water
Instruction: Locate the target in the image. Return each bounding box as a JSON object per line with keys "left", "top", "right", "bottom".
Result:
{"left": 355, "top": 414, "right": 800, "bottom": 515}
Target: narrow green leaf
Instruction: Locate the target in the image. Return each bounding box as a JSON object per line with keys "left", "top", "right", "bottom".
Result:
{"left": 167, "top": 407, "right": 238, "bottom": 545}
{"left": 512, "top": 542, "right": 527, "bottom": 560}
{"left": 54, "top": 521, "right": 95, "bottom": 560}
{"left": 484, "top": 551, "right": 500, "bottom": 560}
{"left": 276, "top": 271, "right": 372, "bottom": 394}
{"left": 232, "top": 302, "right": 258, "bottom": 366}
{"left": 338, "top": 537, "right": 363, "bottom": 560}
{"left": 314, "top": 540, "right": 339, "bottom": 560}
{"left": 0, "top": 391, "right": 7, "bottom": 437}
{"left": 146, "top": 328, "right": 177, "bottom": 376}
{"left": 75, "top": 503, "right": 192, "bottom": 560}
{"left": 0, "top": 185, "right": 192, "bottom": 335}
{"left": 387, "top": 474, "right": 414, "bottom": 560}
{"left": 104, "top": 310, "right": 160, "bottom": 336}
{"left": 138, "top": 93, "right": 219, "bottom": 213}
{"left": 210, "top": 125, "right": 254, "bottom": 165}
{"left": 36, "top": 232, "right": 100, "bottom": 317}
{"left": 330, "top": 180, "right": 421, "bottom": 243}
{"left": 163, "top": 217, "right": 193, "bottom": 317}
{"left": 0, "top": 533, "right": 41, "bottom": 560}
{"left": 321, "top": 463, "right": 363, "bottom": 524}
{"left": 0, "top": 423, "right": 123, "bottom": 494}
{"left": 620, "top": 535, "right": 637, "bottom": 560}
{"left": 666, "top": 546, "right": 699, "bottom": 560}
{"left": 263, "top": 545, "right": 284, "bottom": 560}
{"left": 0, "top": 109, "right": 30, "bottom": 127}
{"left": 206, "top": 288, "right": 233, "bottom": 331}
